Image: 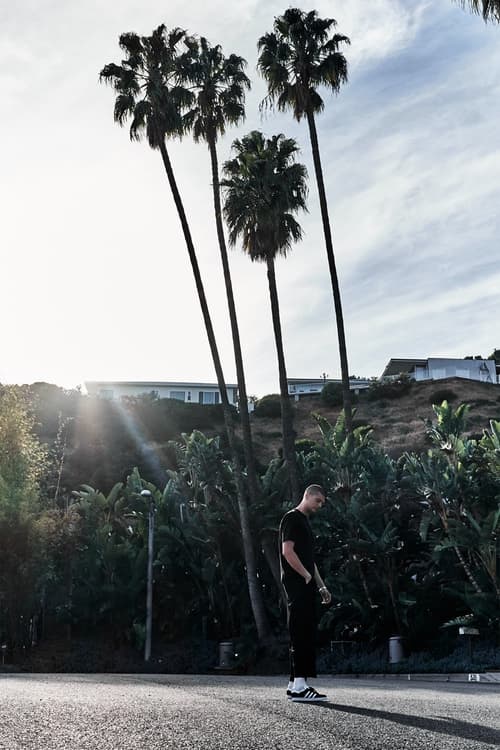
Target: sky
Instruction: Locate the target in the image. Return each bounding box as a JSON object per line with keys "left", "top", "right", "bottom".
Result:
{"left": 1, "top": 0, "right": 499, "bottom": 397}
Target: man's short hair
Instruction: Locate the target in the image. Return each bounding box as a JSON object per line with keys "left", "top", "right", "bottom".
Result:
{"left": 304, "top": 484, "right": 326, "bottom": 499}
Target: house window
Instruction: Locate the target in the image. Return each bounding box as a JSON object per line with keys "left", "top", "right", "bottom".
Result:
{"left": 187, "top": 391, "right": 191, "bottom": 402}
{"left": 99, "top": 389, "right": 114, "bottom": 400}
{"left": 170, "top": 391, "right": 186, "bottom": 401}
{"left": 199, "top": 391, "right": 215, "bottom": 404}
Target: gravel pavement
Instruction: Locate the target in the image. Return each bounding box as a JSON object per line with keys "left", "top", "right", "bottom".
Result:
{"left": 0, "top": 674, "right": 498, "bottom": 750}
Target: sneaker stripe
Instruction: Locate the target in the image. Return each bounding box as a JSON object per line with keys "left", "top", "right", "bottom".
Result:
{"left": 291, "top": 687, "right": 327, "bottom": 702}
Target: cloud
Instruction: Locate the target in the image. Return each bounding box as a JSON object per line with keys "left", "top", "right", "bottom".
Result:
{"left": 333, "top": 0, "right": 431, "bottom": 67}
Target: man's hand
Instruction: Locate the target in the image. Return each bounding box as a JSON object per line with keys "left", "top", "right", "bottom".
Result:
{"left": 319, "top": 586, "right": 332, "bottom": 605}
{"left": 313, "top": 565, "right": 331, "bottom": 603}
{"left": 304, "top": 572, "right": 313, "bottom": 584}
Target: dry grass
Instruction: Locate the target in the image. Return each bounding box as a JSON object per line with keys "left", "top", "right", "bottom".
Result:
{"left": 242, "top": 378, "right": 499, "bottom": 463}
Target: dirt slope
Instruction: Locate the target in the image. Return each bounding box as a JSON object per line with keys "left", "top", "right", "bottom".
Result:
{"left": 246, "top": 378, "right": 500, "bottom": 463}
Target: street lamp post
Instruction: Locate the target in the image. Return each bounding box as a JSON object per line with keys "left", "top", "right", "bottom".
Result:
{"left": 141, "top": 489, "right": 154, "bottom": 662}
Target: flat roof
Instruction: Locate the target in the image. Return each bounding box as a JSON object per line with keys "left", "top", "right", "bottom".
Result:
{"left": 287, "top": 378, "right": 335, "bottom": 384}
{"left": 287, "top": 377, "right": 371, "bottom": 384}
{"left": 381, "top": 359, "right": 428, "bottom": 377}
{"left": 85, "top": 380, "right": 238, "bottom": 389}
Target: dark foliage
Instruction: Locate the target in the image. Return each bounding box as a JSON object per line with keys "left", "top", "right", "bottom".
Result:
{"left": 367, "top": 376, "right": 412, "bottom": 401}
{"left": 322, "top": 382, "right": 358, "bottom": 408}
{"left": 321, "top": 382, "right": 343, "bottom": 407}
{"left": 253, "top": 394, "right": 283, "bottom": 419}
{"left": 294, "top": 438, "right": 318, "bottom": 455}
{"left": 2, "top": 386, "right": 499, "bottom": 671}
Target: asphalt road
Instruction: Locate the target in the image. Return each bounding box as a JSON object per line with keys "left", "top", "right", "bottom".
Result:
{"left": 0, "top": 674, "right": 498, "bottom": 750}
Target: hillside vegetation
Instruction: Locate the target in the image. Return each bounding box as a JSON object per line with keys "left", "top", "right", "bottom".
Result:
{"left": 2, "top": 377, "right": 499, "bottom": 669}
{"left": 5, "top": 378, "right": 498, "bottom": 497}
{"left": 249, "top": 378, "right": 500, "bottom": 464}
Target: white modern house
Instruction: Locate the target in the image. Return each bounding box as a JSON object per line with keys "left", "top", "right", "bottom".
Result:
{"left": 84, "top": 380, "right": 239, "bottom": 405}
{"left": 287, "top": 377, "right": 371, "bottom": 401}
{"left": 381, "top": 357, "right": 498, "bottom": 384}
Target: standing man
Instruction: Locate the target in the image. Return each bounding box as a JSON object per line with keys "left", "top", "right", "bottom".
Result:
{"left": 279, "top": 484, "right": 331, "bottom": 702}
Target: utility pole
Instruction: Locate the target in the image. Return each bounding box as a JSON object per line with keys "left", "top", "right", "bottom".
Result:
{"left": 141, "top": 489, "right": 154, "bottom": 662}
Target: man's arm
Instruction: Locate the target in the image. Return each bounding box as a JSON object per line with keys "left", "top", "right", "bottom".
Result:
{"left": 282, "top": 540, "right": 312, "bottom": 583}
{"left": 314, "top": 564, "right": 332, "bottom": 604}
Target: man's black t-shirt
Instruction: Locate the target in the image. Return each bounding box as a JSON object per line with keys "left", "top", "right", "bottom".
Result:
{"left": 279, "top": 509, "right": 315, "bottom": 597}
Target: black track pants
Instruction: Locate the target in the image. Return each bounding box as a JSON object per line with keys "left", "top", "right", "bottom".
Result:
{"left": 286, "top": 582, "right": 317, "bottom": 680}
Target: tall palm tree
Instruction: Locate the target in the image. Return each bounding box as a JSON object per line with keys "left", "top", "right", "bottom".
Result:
{"left": 100, "top": 26, "right": 271, "bottom": 642}
{"left": 257, "top": 8, "right": 354, "bottom": 432}
{"left": 222, "top": 131, "right": 308, "bottom": 502}
{"left": 180, "top": 38, "right": 272, "bottom": 639}
{"left": 180, "top": 37, "right": 261, "bottom": 508}
{"left": 456, "top": 0, "right": 500, "bottom": 21}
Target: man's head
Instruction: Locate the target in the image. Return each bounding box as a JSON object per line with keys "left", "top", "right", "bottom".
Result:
{"left": 299, "top": 484, "right": 326, "bottom": 515}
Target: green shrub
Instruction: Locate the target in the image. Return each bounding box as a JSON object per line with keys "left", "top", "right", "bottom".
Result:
{"left": 429, "top": 389, "right": 457, "bottom": 405}
{"left": 367, "top": 375, "right": 412, "bottom": 402}
{"left": 295, "top": 438, "right": 318, "bottom": 455}
{"left": 254, "top": 394, "right": 282, "bottom": 418}
{"left": 352, "top": 419, "right": 372, "bottom": 430}
{"left": 321, "top": 382, "right": 358, "bottom": 408}
{"left": 468, "top": 432, "right": 483, "bottom": 442}
{"left": 318, "top": 640, "right": 500, "bottom": 675}
{"left": 321, "top": 382, "right": 343, "bottom": 407}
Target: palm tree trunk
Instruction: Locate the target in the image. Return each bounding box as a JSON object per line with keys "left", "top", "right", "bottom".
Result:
{"left": 477, "top": 549, "right": 500, "bottom": 598}
{"left": 260, "top": 528, "right": 288, "bottom": 609}
{"left": 454, "top": 545, "right": 484, "bottom": 594}
{"left": 385, "top": 559, "right": 402, "bottom": 634}
{"left": 53, "top": 416, "right": 68, "bottom": 507}
{"left": 216, "top": 539, "right": 236, "bottom": 636}
{"left": 357, "top": 560, "right": 375, "bottom": 608}
{"left": 439, "top": 505, "right": 484, "bottom": 595}
{"left": 207, "top": 135, "right": 261, "bottom": 507}
{"left": 265, "top": 256, "right": 301, "bottom": 501}
{"left": 305, "top": 108, "right": 353, "bottom": 432}
{"left": 157, "top": 137, "right": 271, "bottom": 642}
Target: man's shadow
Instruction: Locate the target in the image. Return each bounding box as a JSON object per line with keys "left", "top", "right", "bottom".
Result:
{"left": 310, "top": 701, "right": 500, "bottom": 745}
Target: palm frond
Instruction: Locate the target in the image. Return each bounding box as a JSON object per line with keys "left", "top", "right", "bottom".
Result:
{"left": 100, "top": 24, "right": 192, "bottom": 150}
{"left": 456, "top": 0, "right": 500, "bottom": 21}
{"left": 113, "top": 93, "right": 136, "bottom": 127}
{"left": 257, "top": 8, "right": 350, "bottom": 119}
{"left": 129, "top": 99, "right": 151, "bottom": 141}
{"left": 179, "top": 35, "right": 250, "bottom": 145}
{"left": 222, "top": 130, "right": 307, "bottom": 262}
{"left": 99, "top": 63, "right": 125, "bottom": 86}
{"left": 118, "top": 32, "right": 142, "bottom": 56}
